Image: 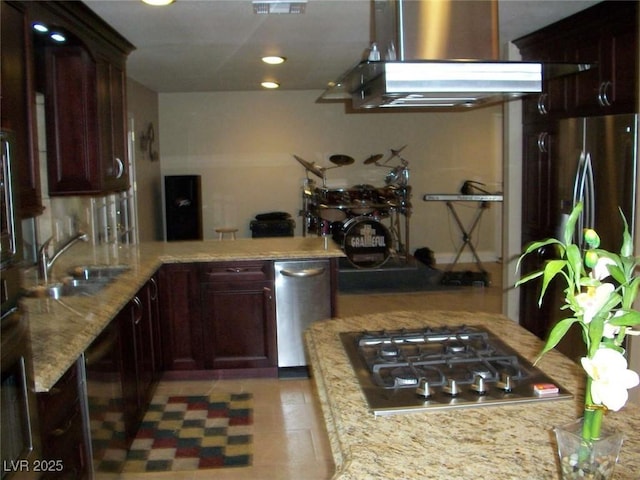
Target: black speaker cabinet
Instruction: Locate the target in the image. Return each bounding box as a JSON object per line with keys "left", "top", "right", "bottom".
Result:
{"left": 165, "top": 175, "right": 203, "bottom": 241}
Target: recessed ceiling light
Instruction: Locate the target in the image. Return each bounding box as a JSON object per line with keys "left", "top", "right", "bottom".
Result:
{"left": 50, "top": 32, "right": 66, "bottom": 42}
{"left": 262, "top": 56, "right": 286, "bottom": 65}
{"left": 33, "top": 23, "right": 49, "bottom": 33}
{"left": 141, "top": 0, "right": 175, "bottom": 6}
{"left": 261, "top": 81, "right": 280, "bottom": 89}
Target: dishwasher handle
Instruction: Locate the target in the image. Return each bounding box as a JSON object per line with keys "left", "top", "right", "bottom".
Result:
{"left": 279, "top": 267, "right": 326, "bottom": 278}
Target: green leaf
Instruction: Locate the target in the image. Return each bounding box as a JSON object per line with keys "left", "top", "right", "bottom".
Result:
{"left": 565, "top": 244, "right": 583, "bottom": 290}
{"left": 588, "top": 316, "right": 605, "bottom": 357}
{"left": 514, "top": 269, "right": 544, "bottom": 287}
{"left": 535, "top": 317, "right": 580, "bottom": 363}
{"left": 620, "top": 207, "right": 633, "bottom": 257}
{"left": 609, "top": 310, "right": 640, "bottom": 327}
{"left": 515, "top": 239, "right": 563, "bottom": 272}
{"left": 564, "top": 202, "right": 583, "bottom": 246}
{"left": 538, "top": 260, "right": 568, "bottom": 305}
{"left": 623, "top": 277, "right": 640, "bottom": 309}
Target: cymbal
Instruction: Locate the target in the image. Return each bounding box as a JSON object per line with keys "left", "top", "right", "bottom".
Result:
{"left": 384, "top": 145, "right": 407, "bottom": 164}
{"left": 363, "top": 154, "right": 383, "bottom": 165}
{"left": 329, "top": 154, "right": 355, "bottom": 166}
{"left": 293, "top": 155, "right": 325, "bottom": 179}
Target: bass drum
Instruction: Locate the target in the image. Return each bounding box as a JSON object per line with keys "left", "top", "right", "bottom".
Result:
{"left": 335, "top": 217, "right": 391, "bottom": 268}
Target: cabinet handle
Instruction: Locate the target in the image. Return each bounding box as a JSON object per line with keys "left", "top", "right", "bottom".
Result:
{"left": 133, "top": 296, "right": 143, "bottom": 324}
{"left": 537, "top": 132, "right": 549, "bottom": 153}
{"left": 224, "top": 268, "right": 248, "bottom": 273}
{"left": 537, "top": 93, "right": 548, "bottom": 115}
{"left": 114, "top": 157, "right": 125, "bottom": 179}
{"left": 263, "top": 286, "right": 273, "bottom": 302}
{"left": 597, "top": 81, "right": 612, "bottom": 107}
{"left": 280, "top": 267, "right": 325, "bottom": 278}
{"left": 149, "top": 277, "right": 158, "bottom": 301}
{"left": 50, "top": 408, "right": 80, "bottom": 437}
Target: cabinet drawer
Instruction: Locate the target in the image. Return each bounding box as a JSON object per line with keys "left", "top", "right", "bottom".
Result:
{"left": 38, "top": 364, "right": 79, "bottom": 433}
{"left": 199, "top": 261, "right": 273, "bottom": 283}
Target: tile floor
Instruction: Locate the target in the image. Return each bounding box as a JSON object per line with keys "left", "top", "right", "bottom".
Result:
{"left": 114, "top": 263, "right": 503, "bottom": 480}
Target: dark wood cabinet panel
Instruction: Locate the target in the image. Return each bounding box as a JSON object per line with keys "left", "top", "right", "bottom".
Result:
{"left": 43, "top": 44, "right": 129, "bottom": 195}
{"left": 201, "top": 280, "right": 277, "bottom": 372}
{"left": 515, "top": 1, "right": 638, "bottom": 120}
{"left": 118, "top": 280, "right": 157, "bottom": 439}
{"left": 158, "top": 261, "right": 277, "bottom": 376}
{"left": 0, "top": 1, "right": 43, "bottom": 217}
{"left": 37, "top": 360, "right": 90, "bottom": 480}
{"left": 199, "top": 261, "right": 277, "bottom": 375}
{"left": 521, "top": 122, "right": 557, "bottom": 240}
{"left": 28, "top": 1, "right": 134, "bottom": 196}
{"left": 158, "top": 263, "right": 204, "bottom": 370}
{"left": 44, "top": 45, "right": 100, "bottom": 194}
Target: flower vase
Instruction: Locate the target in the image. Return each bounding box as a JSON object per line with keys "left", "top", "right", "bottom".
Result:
{"left": 554, "top": 418, "right": 624, "bottom": 480}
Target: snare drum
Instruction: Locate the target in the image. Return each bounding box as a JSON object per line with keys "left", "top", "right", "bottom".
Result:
{"left": 315, "top": 188, "right": 348, "bottom": 221}
{"left": 347, "top": 184, "right": 379, "bottom": 215}
{"left": 334, "top": 217, "right": 391, "bottom": 268}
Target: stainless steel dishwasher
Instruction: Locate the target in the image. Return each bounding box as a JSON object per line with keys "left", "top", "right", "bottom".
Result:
{"left": 274, "top": 259, "right": 331, "bottom": 367}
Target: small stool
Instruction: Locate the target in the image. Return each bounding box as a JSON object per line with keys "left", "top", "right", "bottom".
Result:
{"left": 215, "top": 227, "right": 238, "bottom": 240}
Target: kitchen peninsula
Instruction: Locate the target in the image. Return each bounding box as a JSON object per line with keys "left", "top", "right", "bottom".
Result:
{"left": 306, "top": 311, "right": 640, "bottom": 479}
{"left": 21, "top": 237, "right": 344, "bottom": 392}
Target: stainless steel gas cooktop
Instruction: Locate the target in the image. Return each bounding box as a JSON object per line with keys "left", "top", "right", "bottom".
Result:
{"left": 340, "top": 325, "right": 573, "bottom": 416}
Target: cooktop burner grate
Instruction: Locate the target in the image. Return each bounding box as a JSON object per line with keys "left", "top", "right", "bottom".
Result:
{"left": 341, "top": 325, "right": 573, "bottom": 415}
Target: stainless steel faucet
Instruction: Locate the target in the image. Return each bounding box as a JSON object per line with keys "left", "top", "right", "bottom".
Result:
{"left": 38, "top": 232, "right": 88, "bottom": 284}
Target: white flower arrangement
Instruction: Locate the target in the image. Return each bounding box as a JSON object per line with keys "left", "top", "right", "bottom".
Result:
{"left": 517, "top": 202, "right": 640, "bottom": 442}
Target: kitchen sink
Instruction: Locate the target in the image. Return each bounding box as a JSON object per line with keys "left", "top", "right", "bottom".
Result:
{"left": 68, "top": 264, "right": 131, "bottom": 280}
{"left": 22, "top": 278, "right": 110, "bottom": 299}
{"left": 22, "top": 264, "right": 130, "bottom": 299}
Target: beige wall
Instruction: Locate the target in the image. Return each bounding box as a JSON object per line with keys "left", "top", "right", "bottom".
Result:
{"left": 159, "top": 90, "right": 504, "bottom": 262}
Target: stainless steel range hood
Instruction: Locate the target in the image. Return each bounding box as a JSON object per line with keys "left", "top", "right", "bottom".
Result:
{"left": 321, "top": 0, "right": 544, "bottom": 110}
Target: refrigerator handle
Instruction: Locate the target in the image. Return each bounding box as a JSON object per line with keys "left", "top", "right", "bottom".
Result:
{"left": 584, "top": 152, "right": 595, "bottom": 229}
{"left": 572, "top": 151, "right": 588, "bottom": 237}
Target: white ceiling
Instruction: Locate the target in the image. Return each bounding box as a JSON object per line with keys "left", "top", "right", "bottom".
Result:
{"left": 84, "top": 0, "right": 600, "bottom": 93}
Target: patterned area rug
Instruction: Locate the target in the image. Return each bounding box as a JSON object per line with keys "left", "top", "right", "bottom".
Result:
{"left": 122, "top": 392, "right": 253, "bottom": 472}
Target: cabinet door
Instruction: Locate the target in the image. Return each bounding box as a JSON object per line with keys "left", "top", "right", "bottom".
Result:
{"left": 158, "top": 263, "right": 203, "bottom": 370}
{"left": 519, "top": 122, "right": 559, "bottom": 341}
{"left": 201, "top": 280, "right": 277, "bottom": 372}
{"left": 148, "top": 274, "right": 163, "bottom": 377}
{"left": 118, "top": 289, "right": 155, "bottom": 439}
{"left": 96, "top": 58, "right": 129, "bottom": 191}
{"left": 521, "top": 122, "right": 557, "bottom": 240}
{"left": 44, "top": 45, "right": 101, "bottom": 194}
{"left": 37, "top": 361, "right": 90, "bottom": 480}
{"left": 0, "top": 1, "right": 43, "bottom": 217}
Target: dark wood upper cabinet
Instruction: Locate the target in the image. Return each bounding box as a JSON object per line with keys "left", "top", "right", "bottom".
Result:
{"left": 1, "top": 1, "right": 44, "bottom": 217}
{"left": 28, "top": 1, "right": 135, "bottom": 196}
{"left": 515, "top": 1, "right": 638, "bottom": 121}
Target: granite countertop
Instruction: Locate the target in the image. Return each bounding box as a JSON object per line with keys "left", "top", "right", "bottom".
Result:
{"left": 305, "top": 310, "right": 640, "bottom": 479}
{"left": 21, "top": 237, "right": 344, "bottom": 392}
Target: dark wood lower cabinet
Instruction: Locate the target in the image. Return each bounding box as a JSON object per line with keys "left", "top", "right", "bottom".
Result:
{"left": 37, "top": 361, "right": 89, "bottom": 480}
{"left": 119, "top": 280, "right": 158, "bottom": 439}
{"left": 159, "top": 261, "right": 278, "bottom": 378}
{"left": 158, "top": 263, "right": 204, "bottom": 370}
{"left": 201, "top": 280, "right": 277, "bottom": 374}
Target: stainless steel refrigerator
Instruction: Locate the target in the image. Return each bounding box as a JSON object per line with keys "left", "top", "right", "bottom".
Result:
{"left": 549, "top": 114, "right": 638, "bottom": 362}
{"left": 555, "top": 114, "right": 638, "bottom": 251}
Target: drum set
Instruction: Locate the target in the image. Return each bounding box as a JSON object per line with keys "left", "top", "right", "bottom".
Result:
{"left": 295, "top": 147, "right": 412, "bottom": 268}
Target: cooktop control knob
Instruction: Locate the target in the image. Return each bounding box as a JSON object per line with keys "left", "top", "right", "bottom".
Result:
{"left": 416, "top": 378, "right": 432, "bottom": 398}
{"left": 470, "top": 375, "right": 487, "bottom": 395}
{"left": 497, "top": 372, "right": 513, "bottom": 392}
{"left": 442, "top": 378, "right": 459, "bottom": 396}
